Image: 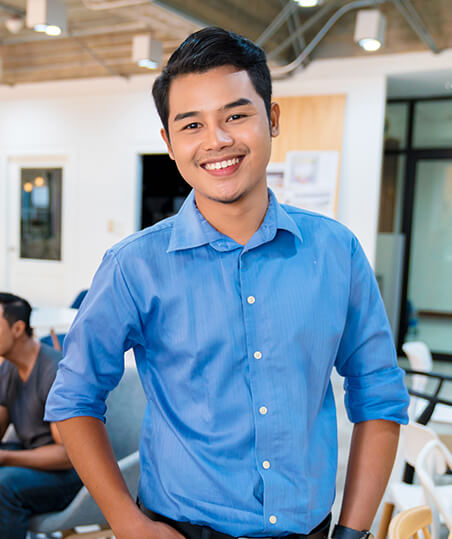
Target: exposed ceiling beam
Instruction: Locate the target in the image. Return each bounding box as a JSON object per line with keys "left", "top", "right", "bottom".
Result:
{"left": 391, "top": 0, "right": 440, "bottom": 54}
{"left": 271, "top": 0, "right": 387, "bottom": 77}
{"left": 268, "top": 1, "right": 338, "bottom": 61}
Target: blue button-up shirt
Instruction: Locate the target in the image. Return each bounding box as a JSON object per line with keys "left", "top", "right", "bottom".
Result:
{"left": 45, "top": 189, "right": 409, "bottom": 537}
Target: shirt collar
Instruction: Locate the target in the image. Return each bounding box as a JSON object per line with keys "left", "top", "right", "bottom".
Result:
{"left": 167, "top": 189, "right": 302, "bottom": 253}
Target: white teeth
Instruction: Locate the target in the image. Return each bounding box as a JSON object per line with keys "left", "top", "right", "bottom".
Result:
{"left": 204, "top": 157, "right": 240, "bottom": 170}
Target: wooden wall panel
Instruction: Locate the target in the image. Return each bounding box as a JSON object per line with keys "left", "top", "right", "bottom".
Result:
{"left": 270, "top": 94, "right": 347, "bottom": 163}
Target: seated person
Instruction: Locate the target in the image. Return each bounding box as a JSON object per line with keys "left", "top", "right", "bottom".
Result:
{"left": 0, "top": 293, "right": 82, "bottom": 539}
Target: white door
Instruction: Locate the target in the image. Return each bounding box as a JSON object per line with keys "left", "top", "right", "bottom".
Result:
{"left": 6, "top": 156, "right": 68, "bottom": 307}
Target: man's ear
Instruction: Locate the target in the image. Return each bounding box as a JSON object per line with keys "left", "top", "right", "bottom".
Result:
{"left": 161, "top": 128, "right": 175, "bottom": 161}
{"left": 270, "top": 102, "right": 280, "bottom": 138}
{"left": 11, "top": 320, "right": 26, "bottom": 339}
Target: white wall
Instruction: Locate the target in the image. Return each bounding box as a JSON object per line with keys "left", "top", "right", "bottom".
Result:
{"left": 1, "top": 48, "right": 451, "bottom": 306}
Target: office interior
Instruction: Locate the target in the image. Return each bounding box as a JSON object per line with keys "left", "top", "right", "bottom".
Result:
{"left": 0, "top": 0, "right": 451, "bottom": 536}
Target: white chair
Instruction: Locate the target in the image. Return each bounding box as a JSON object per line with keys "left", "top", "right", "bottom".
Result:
{"left": 416, "top": 439, "right": 452, "bottom": 539}
{"left": 28, "top": 364, "right": 146, "bottom": 538}
{"left": 402, "top": 341, "right": 452, "bottom": 426}
{"left": 377, "top": 423, "right": 440, "bottom": 539}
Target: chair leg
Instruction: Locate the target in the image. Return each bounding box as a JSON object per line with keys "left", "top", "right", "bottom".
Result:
{"left": 376, "top": 502, "right": 395, "bottom": 539}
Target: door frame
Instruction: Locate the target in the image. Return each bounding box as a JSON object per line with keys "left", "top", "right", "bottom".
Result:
{"left": 398, "top": 149, "right": 452, "bottom": 360}
{"left": 4, "top": 152, "right": 76, "bottom": 306}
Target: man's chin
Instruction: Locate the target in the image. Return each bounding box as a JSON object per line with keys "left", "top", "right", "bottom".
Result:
{"left": 206, "top": 190, "right": 246, "bottom": 205}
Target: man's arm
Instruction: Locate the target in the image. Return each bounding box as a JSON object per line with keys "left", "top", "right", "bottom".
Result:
{"left": 0, "top": 422, "right": 72, "bottom": 469}
{"left": 56, "top": 416, "right": 184, "bottom": 539}
{"left": 337, "top": 419, "right": 400, "bottom": 531}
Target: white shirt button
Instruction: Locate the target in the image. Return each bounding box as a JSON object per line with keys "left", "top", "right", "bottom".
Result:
{"left": 269, "top": 515, "right": 277, "bottom": 524}
{"left": 247, "top": 296, "right": 255, "bottom": 304}
{"left": 259, "top": 406, "right": 268, "bottom": 415}
{"left": 262, "top": 460, "right": 271, "bottom": 469}
{"left": 254, "top": 351, "right": 262, "bottom": 359}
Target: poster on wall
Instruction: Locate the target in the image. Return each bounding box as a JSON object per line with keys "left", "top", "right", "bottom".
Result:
{"left": 284, "top": 151, "right": 339, "bottom": 218}
{"left": 266, "top": 151, "right": 340, "bottom": 218}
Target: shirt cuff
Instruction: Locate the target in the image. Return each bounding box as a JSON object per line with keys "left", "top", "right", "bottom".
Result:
{"left": 344, "top": 366, "right": 410, "bottom": 424}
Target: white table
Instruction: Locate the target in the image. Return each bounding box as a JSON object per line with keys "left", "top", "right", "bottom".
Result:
{"left": 31, "top": 307, "right": 77, "bottom": 337}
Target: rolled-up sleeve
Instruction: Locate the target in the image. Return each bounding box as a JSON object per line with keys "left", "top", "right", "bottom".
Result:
{"left": 335, "top": 236, "right": 409, "bottom": 425}
{"left": 45, "top": 249, "right": 144, "bottom": 423}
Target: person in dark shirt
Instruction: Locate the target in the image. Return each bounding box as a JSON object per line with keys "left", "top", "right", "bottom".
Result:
{"left": 0, "top": 292, "right": 82, "bottom": 539}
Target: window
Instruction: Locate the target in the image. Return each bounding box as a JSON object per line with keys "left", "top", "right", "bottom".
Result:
{"left": 20, "top": 168, "right": 62, "bottom": 260}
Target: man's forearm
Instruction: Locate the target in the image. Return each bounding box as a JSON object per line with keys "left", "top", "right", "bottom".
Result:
{"left": 0, "top": 443, "right": 72, "bottom": 470}
{"left": 56, "top": 416, "right": 155, "bottom": 538}
{"left": 338, "top": 419, "right": 400, "bottom": 531}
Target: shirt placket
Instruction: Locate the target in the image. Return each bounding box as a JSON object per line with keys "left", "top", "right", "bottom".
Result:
{"left": 238, "top": 247, "right": 281, "bottom": 533}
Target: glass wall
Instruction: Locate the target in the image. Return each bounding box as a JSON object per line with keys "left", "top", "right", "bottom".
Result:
{"left": 378, "top": 97, "right": 452, "bottom": 359}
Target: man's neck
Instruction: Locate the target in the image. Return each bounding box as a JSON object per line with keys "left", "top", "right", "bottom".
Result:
{"left": 194, "top": 184, "right": 269, "bottom": 246}
{"left": 6, "top": 338, "right": 40, "bottom": 382}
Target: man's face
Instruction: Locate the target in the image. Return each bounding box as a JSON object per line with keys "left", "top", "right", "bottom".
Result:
{"left": 0, "top": 306, "right": 14, "bottom": 357}
{"left": 161, "top": 65, "right": 279, "bottom": 206}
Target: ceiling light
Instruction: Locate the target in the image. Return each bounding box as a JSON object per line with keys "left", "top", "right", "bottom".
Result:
{"left": 359, "top": 38, "right": 382, "bottom": 52}
{"left": 137, "top": 59, "right": 159, "bottom": 69}
{"left": 354, "top": 9, "right": 386, "bottom": 52}
{"left": 27, "top": 0, "right": 67, "bottom": 36}
{"left": 45, "top": 25, "right": 62, "bottom": 36}
{"left": 295, "top": 0, "right": 323, "bottom": 6}
{"left": 132, "top": 35, "right": 163, "bottom": 70}
{"left": 5, "top": 16, "right": 24, "bottom": 34}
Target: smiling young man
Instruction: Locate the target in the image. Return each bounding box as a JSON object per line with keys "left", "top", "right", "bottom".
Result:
{"left": 45, "top": 27, "right": 409, "bottom": 539}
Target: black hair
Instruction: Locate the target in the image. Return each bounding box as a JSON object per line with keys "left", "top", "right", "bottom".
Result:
{"left": 0, "top": 292, "right": 33, "bottom": 337}
{"left": 152, "top": 26, "right": 272, "bottom": 136}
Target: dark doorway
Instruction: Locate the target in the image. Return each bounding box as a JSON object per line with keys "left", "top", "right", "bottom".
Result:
{"left": 140, "top": 154, "right": 191, "bottom": 229}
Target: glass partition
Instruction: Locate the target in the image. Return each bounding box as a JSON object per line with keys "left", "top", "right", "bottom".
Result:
{"left": 413, "top": 100, "right": 452, "bottom": 148}
{"left": 406, "top": 159, "right": 452, "bottom": 354}
{"left": 384, "top": 102, "right": 409, "bottom": 150}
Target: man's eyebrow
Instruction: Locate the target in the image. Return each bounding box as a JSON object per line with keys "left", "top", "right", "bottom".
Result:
{"left": 222, "top": 98, "right": 253, "bottom": 111}
{"left": 173, "top": 110, "right": 200, "bottom": 122}
{"left": 173, "top": 98, "right": 253, "bottom": 123}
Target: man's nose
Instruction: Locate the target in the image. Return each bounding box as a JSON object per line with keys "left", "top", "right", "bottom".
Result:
{"left": 203, "top": 125, "right": 233, "bottom": 151}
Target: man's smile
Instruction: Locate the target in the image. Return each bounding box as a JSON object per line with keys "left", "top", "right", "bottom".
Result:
{"left": 199, "top": 155, "right": 245, "bottom": 177}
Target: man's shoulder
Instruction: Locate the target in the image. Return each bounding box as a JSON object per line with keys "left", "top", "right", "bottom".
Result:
{"left": 109, "top": 215, "right": 177, "bottom": 261}
{"left": 281, "top": 203, "right": 356, "bottom": 247}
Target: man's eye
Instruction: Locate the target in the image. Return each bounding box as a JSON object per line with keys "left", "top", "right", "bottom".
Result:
{"left": 183, "top": 122, "right": 200, "bottom": 130}
{"left": 228, "top": 114, "right": 245, "bottom": 121}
